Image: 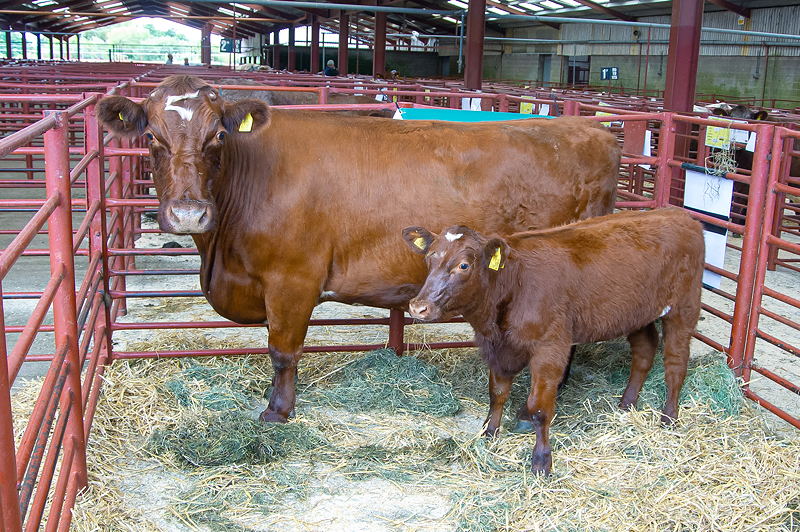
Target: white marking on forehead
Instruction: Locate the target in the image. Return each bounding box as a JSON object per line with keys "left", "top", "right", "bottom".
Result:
{"left": 445, "top": 232, "right": 463, "bottom": 242}
{"left": 164, "top": 91, "right": 199, "bottom": 121}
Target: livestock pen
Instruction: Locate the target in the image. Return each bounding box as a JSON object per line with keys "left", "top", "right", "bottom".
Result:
{"left": 0, "top": 64, "right": 798, "bottom": 530}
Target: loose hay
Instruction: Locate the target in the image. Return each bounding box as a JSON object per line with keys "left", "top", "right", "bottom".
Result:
{"left": 59, "top": 329, "right": 800, "bottom": 531}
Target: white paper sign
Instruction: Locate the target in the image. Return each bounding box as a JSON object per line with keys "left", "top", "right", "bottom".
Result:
{"left": 683, "top": 169, "right": 734, "bottom": 217}
{"left": 731, "top": 119, "right": 749, "bottom": 144}
{"left": 746, "top": 131, "right": 757, "bottom": 152}
{"left": 702, "top": 230, "right": 727, "bottom": 289}
{"left": 461, "top": 97, "right": 482, "bottom": 111}
{"left": 640, "top": 129, "right": 653, "bottom": 170}
{"left": 539, "top": 104, "right": 550, "bottom": 116}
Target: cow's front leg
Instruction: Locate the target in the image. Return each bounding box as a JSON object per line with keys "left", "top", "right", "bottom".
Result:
{"left": 516, "top": 343, "right": 570, "bottom": 475}
{"left": 484, "top": 369, "right": 513, "bottom": 437}
{"left": 259, "top": 289, "right": 317, "bottom": 424}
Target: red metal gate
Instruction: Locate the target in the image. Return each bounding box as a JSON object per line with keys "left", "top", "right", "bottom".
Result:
{"left": 0, "top": 77, "right": 798, "bottom": 531}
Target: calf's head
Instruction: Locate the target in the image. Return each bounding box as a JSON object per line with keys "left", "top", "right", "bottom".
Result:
{"left": 403, "top": 225, "right": 509, "bottom": 321}
{"left": 96, "top": 75, "right": 269, "bottom": 234}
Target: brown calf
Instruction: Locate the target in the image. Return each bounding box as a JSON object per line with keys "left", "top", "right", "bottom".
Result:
{"left": 403, "top": 208, "right": 705, "bottom": 475}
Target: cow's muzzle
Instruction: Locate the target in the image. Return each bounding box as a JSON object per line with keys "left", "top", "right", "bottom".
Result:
{"left": 159, "top": 200, "right": 215, "bottom": 234}
{"left": 408, "top": 298, "right": 440, "bottom": 322}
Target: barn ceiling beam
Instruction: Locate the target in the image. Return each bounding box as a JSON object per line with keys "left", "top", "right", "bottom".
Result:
{"left": 705, "top": 0, "right": 750, "bottom": 18}
{"left": 485, "top": 0, "right": 560, "bottom": 28}
{"left": 566, "top": 0, "right": 636, "bottom": 21}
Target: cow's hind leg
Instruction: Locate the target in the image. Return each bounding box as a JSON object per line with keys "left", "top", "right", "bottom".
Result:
{"left": 259, "top": 292, "right": 316, "bottom": 424}
{"left": 660, "top": 314, "right": 692, "bottom": 424}
{"left": 619, "top": 322, "right": 659, "bottom": 410}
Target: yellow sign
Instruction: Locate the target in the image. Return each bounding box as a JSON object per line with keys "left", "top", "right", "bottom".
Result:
{"left": 705, "top": 117, "right": 731, "bottom": 149}
{"left": 519, "top": 96, "right": 535, "bottom": 114}
{"left": 595, "top": 111, "right": 613, "bottom": 128}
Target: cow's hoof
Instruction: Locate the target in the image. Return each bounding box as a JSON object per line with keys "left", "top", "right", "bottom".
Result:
{"left": 512, "top": 419, "right": 534, "bottom": 433}
{"left": 259, "top": 409, "right": 289, "bottom": 423}
{"left": 531, "top": 450, "right": 552, "bottom": 476}
{"left": 619, "top": 400, "right": 634, "bottom": 411}
{"left": 660, "top": 412, "right": 677, "bottom": 425}
{"left": 482, "top": 424, "right": 501, "bottom": 438}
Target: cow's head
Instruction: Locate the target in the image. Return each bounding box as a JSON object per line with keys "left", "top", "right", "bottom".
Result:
{"left": 403, "top": 225, "right": 509, "bottom": 321}
{"left": 97, "top": 75, "right": 269, "bottom": 234}
{"left": 714, "top": 105, "right": 769, "bottom": 121}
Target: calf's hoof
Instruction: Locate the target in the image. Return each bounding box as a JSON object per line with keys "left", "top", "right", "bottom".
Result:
{"left": 531, "top": 450, "right": 552, "bottom": 476}
{"left": 482, "top": 424, "right": 501, "bottom": 438}
{"left": 660, "top": 412, "right": 677, "bottom": 425}
{"left": 619, "top": 399, "right": 634, "bottom": 411}
{"left": 259, "top": 409, "right": 289, "bottom": 423}
{"left": 512, "top": 419, "right": 535, "bottom": 433}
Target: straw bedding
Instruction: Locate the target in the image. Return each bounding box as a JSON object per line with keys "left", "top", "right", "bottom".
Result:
{"left": 12, "top": 322, "right": 798, "bottom": 531}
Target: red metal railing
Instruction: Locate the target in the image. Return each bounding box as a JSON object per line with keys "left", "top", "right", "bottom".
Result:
{"left": 0, "top": 67, "right": 798, "bottom": 530}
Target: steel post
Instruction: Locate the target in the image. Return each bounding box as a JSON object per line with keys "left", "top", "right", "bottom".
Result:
{"left": 464, "top": 0, "right": 486, "bottom": 90}
{"left": 201, "top": 23, "right": 212, "bottom": 65}
{"left": 388, "top": 309, "right": 406, "bottom": 355}
{"left": 83, "top": 100, "right": 113, "bottom": 363}
{"left": 727, "top": 123, "right": 774, "bottom": 374}
{"left": 43, "top": 111, "right": 88, "bottom": 499}
{"left": 373, "top": 11, "right": 387, "bottom": 78}
{"left": 310, "top": 16, "right": 320, "bottom": 72}
{"left": 287, "top": 25, "right": 296, "bottom": 71}
{"left": 663, "top": 0, "right": 703, "bottom": 112}
{"left": 0, "top": 283, "right": 22, "bottom": 532}
{"left": 339, "top": 12, "right": 349, "bottom": 75}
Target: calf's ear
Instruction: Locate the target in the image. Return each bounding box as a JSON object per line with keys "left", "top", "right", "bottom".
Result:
{"left": 482, "top": 238, "right": 510, "bottom": 271}
{"left": 402, "top": 226, "right": 435, "bottom": 254}
{"left": 96, "top": 96, "right": 148, "bottom": 137}
{"left": 222, "top": 99, "right": 270, "bottom": 134}
{"left": 753, "top": 110, "right": 769, "bottom": 121}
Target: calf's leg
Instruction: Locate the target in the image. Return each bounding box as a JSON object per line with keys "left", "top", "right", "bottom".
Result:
{"left": 517, "top": 345, "right": 569, "bottom": 475}
{"left": 484, "top": 369, "right": 513, "bottom": 437}
{"left": 660, "top": 315, "right": 692, "bottom": 423}
{"left": 259, "top": 292, "right": 316, "bottom": 423}
{"left": 619, "top": 322, "right": 659, "bottom": 410}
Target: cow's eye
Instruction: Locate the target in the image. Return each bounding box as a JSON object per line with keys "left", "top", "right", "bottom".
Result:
{"left": 144, "top": 132, "right": 154, "bottom": 141}
{"left": 216, "top": 131, "right": 226, "bottom": 142}
{"left": 459, "top": 263, "right": 469, "bottom": 270}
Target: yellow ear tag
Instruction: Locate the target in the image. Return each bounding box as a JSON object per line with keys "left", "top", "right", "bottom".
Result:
{"left": 118, "top": 112, "right": 124, "bottom": 121}
{"left": 238, "top": 112, "right": 253, "bottom": 133}
{"left": 488, "top": 247, "right": 502, "bottom": 271}
{"left": 413, "top": 237, "right": 426, "bottom": 250}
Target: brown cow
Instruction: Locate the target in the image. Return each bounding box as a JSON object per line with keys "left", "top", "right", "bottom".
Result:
{"left": 95, "top": 75, "right": 621, "bottom": 424}
{"left": 403, "top": 208, "right": 704, "bottom": 474}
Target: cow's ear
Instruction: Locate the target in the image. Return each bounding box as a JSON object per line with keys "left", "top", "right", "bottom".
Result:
{"left": 402, "top": 226, "right": 435, "bottom": 254}
{"left": 96, "top": 96, "right": 147, "bottom": 137}
{"left": 222, "top": 99, "right": 270, "bottom": 134}
{"left": 482, "top": 237, "right": 510, "bottom": 271}
{"left": 711, "top": 108, "right": 729, "bottom": 116}
{"left": 753, "top": 110, "right": 769, "bottom": 121}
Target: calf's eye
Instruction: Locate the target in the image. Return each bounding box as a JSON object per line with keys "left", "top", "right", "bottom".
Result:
{"left": 144, "top": 132, "right": 154, "bottom": 141}
{"left": 216, "top": 131, "right": 226, "bottom": 142}
{"left": 459, "top": 263, "right": 469, "bottom": 270}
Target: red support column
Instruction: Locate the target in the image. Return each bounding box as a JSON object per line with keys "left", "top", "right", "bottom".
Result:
{"left": 310, "top": 16, "right": 320, "bottom": 72}
{"left": 43, "top": 111, "right": 88, "bottom": 505}
{"left": 0, "top": 291, "right": 22, "bottom": 532}
{"left": 58, "top": 36, "right": 63, "bottom": 59}
{"left": 373, "top": 11, "right": 386, "bottom": 78}
{"left": 4, "top": 31, "right": 11, "bottom": 59}
{"left": 201, "top": 23, "right": 212, "bottom": 65}
{"left": 21, "top": 31, "right": 27, "bottom": 59}
{"left": 388, "top": 309, "right": 406, "bottom": 356}
{"left": 287, "top": 25, "right": 296, "bottom": 71}
{"left": 65, "top": 36, "right": 70, "bottom": 60}
{"left": 464, "top": 0, "right": 486, "bottom": 90}
{"left": 338, "top": 11, "right": 349, "bottom": 75}
{"left": 273, "top": 30, "right": 281, "bottom": 70}
{"left": 663, "top": 0, "right": 704, "bottom": 112}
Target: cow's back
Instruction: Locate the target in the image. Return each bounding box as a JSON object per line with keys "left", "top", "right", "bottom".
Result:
{"left": 216, "top": 111, "right": 620, "bottom": 309}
